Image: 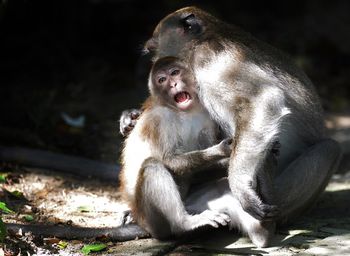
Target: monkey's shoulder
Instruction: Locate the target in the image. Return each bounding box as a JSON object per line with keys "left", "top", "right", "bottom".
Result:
{"left": 132, "top": 106, "right": 175, "bottom": 144}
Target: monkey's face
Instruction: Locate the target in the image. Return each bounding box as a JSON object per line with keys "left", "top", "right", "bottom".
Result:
{"left": 151, "top": 63, "right": 197, "bottom": 111}
{"left": 144, "top": 7, "right": 213, "bottom": 60}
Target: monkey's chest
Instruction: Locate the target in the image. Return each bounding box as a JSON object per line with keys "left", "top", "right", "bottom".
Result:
{"left": 174, "top": 112, "right": 216, "bottom": 152}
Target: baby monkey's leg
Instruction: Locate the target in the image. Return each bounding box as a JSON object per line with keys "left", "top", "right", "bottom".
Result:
{"left": 136, "top": 158, "right": 230, "bottom": 239}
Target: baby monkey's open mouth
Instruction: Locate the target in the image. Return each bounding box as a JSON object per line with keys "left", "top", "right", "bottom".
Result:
{"left": 174, "top": 91, "right": 193, "bottom": 111}
{"left": 174, "top": 91, "right": 191, "bottom": 104}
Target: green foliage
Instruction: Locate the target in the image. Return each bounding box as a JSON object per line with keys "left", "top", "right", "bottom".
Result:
{"left": 23, "top": 215, "right": 34, "bottom": 222}
{"left": 81, "top": 243, "right": 107, "bottom": 255}
{"left": 0, "top": 201, "right": 13, "bottom": 243}
{"left": 0, "top": 174, "right": 7, "bottom": 183}
{"left": 0, "top": 202, "right": 14, "bottom": 214}
{"left": 77, "top": 205, "right": 92, "bottom": 213}
{"left": 10, "top": 190, "right": 24, "bottom": 198}
{"left": 58, "top": 241, "right": 68, "bottom": 249}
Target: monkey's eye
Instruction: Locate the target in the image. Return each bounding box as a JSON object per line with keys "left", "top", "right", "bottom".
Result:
{"left": 181, "top": 14, "right": 201, "bottom": 34}
{"left": 158, "top": 77, "right": 166, "bottom": 84}
{"left": 170, "top": 69, "right": 180, "bottom": 76}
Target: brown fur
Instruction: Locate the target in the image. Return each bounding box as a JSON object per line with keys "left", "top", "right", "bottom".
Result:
{"left": 133, "top": 165, "right": 146, "bottom": 224}
{"left": 140, "top": 112, "right": 160, "bottom": 146}
{"left": 231, "top": 97, "right": 251, "bottom": 159}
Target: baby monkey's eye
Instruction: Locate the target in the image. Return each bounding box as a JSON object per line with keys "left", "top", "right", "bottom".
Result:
{"left": 170, "top": 69, "right": 180, "bottom": 76}
{"left": 158, "top": 77, "right": 166, "bottom": 84}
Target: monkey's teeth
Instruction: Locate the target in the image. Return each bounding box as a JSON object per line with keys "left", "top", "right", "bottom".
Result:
{"left": 175, "top": 92, "right": 190, "bottom": 103}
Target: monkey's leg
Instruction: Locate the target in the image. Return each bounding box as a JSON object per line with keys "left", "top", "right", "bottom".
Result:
{"left": 137, "top": 158, "right": 230, "bottom": 239}
{"left": 275, "top": 139, "right": 342, "bottom": 224}
{"left": 186, "top": 178, "right": 275, "bottom": 248}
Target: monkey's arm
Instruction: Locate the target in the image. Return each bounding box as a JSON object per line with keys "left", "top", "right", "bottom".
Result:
{"left": 0, "top": 146, "right": 119, "bottom": 181}
{"left": 227, "top": 87, "right": 287, "bottom": 220}
{"left": 163, "top": 138, "right": 232, "bottom": 176}
{"left": 6, "top": 222, "right": 149, "bottom": 241}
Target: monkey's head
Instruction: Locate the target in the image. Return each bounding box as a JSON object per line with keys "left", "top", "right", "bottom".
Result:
{"left": 149, "top": 57, "right": 198, "bottom": 111}
{"left": 144, "top": 7, "right": 223, "bottom": 60}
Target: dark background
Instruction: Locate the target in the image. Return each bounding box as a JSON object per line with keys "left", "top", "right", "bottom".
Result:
{"left": 0, "top": 0, "right": 349, "bottom": 163}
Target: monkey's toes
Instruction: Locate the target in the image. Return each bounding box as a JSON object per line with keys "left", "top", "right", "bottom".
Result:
{"left": 214, "top": 213, "right": 231, "bottom": 226}
{"left": 201, "top": 210, "right": 230, "bottom": 227}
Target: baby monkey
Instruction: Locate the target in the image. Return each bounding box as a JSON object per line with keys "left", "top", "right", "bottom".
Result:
{"left": 119, "top": 56, "right": 232, "bottom": 239}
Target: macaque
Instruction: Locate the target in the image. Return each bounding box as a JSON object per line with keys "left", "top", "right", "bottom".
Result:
{"left": 119, "top": 56, "right": 235, "bottom": 239}
{"left": 121, "top": 6, "right": 342, "bottom": 246}
{"left": 119, "top": 56, "right": 281, "bottom": 247}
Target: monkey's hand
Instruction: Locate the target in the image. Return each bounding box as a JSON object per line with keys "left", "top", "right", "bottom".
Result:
{"left": 216, "top": 157, "right": 230, "bottom": 168}
{"left": 215, "top": 138, "right": 233, "bottom": 157}
{"left": 119, "top": 109, "right": 142, "bottom": 136}
{"left": 231, "top": 175, "right": 279, "bottom": 221}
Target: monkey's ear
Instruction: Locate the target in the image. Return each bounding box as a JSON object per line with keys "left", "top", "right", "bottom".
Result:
{"left": 181, "top": 14, "right": 202, "bottom": 34}
{"left": 143, "top": 38, "right": 158, "bottom": 55}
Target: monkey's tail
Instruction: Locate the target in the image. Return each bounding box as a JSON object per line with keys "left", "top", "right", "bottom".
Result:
{"left": 6, "top": 223, "right": 150, "bottom": 241}
{"left": 0, "top": 146, "right": 119, "bottom": 181}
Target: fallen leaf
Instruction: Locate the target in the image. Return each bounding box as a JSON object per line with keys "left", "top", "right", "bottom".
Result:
{"left": 35, "top": 189, "right": 49, "bottom": 199}
{"left": 44, "top": 237, "right": 61, "bottom": 245}
{"left": 23, "top": 215, "right": 34, "bottom": 222}
{"left": 77, "top": 206, "right": 92, "bottom": 213}
{"left": 0, "top": 202, "right": 14, "bottom": 214}
{"left": 81, "top": 243, "right": 107, "bottom": 255}
{"left": 58, "top": 240, "right": 68, "bottom": 249}
{"left": 10, "top": 190, "right": 23, "bottom": 198}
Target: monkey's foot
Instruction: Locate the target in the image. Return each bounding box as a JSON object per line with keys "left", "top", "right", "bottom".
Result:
{"left": 184, "top": 210, "right": 230, "bottom": 231}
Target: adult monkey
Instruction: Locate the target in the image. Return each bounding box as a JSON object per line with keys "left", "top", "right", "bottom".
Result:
{"left": 128, "top": 6, "right": 342, "bottom": 225}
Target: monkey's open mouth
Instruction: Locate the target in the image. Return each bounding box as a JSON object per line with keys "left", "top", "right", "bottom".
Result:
{"left": 174, "top": 91, "right": 191, "bottom": 104}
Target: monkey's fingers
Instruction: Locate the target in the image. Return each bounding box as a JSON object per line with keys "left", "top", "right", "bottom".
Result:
{"left": 240, "top": 193, "right": 279, "bottom": 221}
{"left": 219, "top": 138, "right": 233, "bottom": 156}
{"left": 119, "top": 109, "right": 142, "bottom": 136}
{"left": 200, "top": 210, "right": 230, "bottom": 228}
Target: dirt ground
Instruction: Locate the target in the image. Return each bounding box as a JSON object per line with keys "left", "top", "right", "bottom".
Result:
{"left": 1, "top": 156, "right": 350, "bottom": 255}
{"left": 0, "top": 165, "right": 130, "bottom": 255}
{"left": 0, "top": 115, "right": 349, "bottom": 255}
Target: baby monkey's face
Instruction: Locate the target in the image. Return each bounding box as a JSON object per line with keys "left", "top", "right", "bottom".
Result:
{"left": 151, "top": 62, "right": 198, "bottom": 111}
